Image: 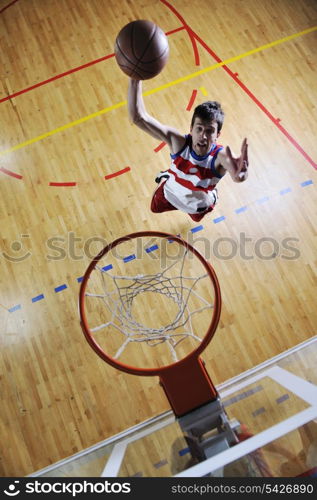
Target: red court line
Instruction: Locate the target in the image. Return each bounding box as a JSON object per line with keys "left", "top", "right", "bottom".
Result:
{"left": 161, "top": 0, "right": 200, "bottom": 65}
{"left": 0, "top": 0, "right": 19, "bottom": 14}
{"left": 187, "top": 31, "right": 200, "bottom": 66}
{"left": 161, "top": 0, "right": 317, "bottom": 170}
{"left": 0, "top": 166, "right": 23, "bottom": 179}
{"left": 155, "top": 89, "right": 198, "bottom": 150}
{"left": 104, "top": 166, "right": 131, "bottom": 180}
{"left": 186, "top": 89, "right": 197, "bottom": 111}
{"left": 0, "top": 28, "right": 184, "bottom": 105}
{"left": 154, "top": 142, "right": 167, "bottom": 152}
{"left": 192, "top": 31, "right": 317, "bottom": 170}
{"left": 166, "top": 26, "right": 185, "bottom": 36}
{"left": 49, "top": 181, "right": 77, "bottom": 187}
{"left": 0, "top": 53, "right": 115, "bottom": 104}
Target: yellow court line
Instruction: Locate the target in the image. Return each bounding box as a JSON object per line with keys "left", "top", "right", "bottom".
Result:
{"left": 199, "top": 87, "right": 208, "bottom": 96}
{"left": 1, "top": 25, "right": 316, "bottom": 158}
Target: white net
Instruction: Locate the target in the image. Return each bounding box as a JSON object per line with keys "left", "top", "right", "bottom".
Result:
{"left": 85, "top": 249, "right": 214, "bottom": 363}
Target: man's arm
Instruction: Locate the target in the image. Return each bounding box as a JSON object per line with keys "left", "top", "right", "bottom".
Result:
{"left": 128, "top": 79, "right": 186, "bottom": 154}
{"left": 216, "top": 138, "right": 249, "bottom": 182}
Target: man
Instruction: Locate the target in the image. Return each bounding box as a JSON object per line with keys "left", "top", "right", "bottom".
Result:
{"left": 128, "top": 79, "right": 249, "bottom": 222}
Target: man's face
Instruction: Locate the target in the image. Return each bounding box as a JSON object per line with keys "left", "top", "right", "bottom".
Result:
{"left": 190, "top": 117, "right": 219, "bottom": 156}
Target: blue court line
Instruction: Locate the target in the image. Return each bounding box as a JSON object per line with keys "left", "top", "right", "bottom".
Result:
{"left": 123, "top": 254, "right": 136, "bottom": 263}
{"left": 6, "top": 178, "right": 315, "bottom": 313}
{"left": 154, "top": 459, "right": 168, "bottom": 469}
{"left": 276, "top": 393, "right": 290, "bottom": 404}
{"left": 235, "top": 206, "right": 248, "bottom": 214}
{"left": 223, "top": 385, "right": 264, "bottom": 407}
{"left": 168, "top": 233, "right": 181, "bottom": 243}
{"left": 9, "top": 304, "right": 22, "bottom": 313}
{"left": 32, "top": 294, "right": 44, "bottom": 303}
{"left": 145, "top": 244, "right": 159, "bottom": 253}
{"left": 213, "top": 215, "right": 226, "bottom": 224}
{"left": 179, "top": 447, "right": 190, "bottom": 456}
{"left": 256, "top": 196, "right": 270, "bottom": 204}
{"left": 190, "top": 225, "right": 203, "bottom": 233}
{"left": 280, "top": 187, "right": 292, "bottom": 195}
{"left": 77, "top": 264, "right": 113, "bottom": 282}
{"left": 301, "top": 179, "right": 313, "bottom": 187}
{"left": 102, "top": 264, "right": 113, "bottom": 271}
{"left": 54, "top": 284, "right": 67, "bottom": 293}
{"left": 252, "top": 407, "right": 266, "bottom": 417}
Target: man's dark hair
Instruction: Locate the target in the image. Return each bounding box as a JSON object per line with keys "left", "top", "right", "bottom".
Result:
{"left": 191, "top": 101, "right": 224, "bottom": 133}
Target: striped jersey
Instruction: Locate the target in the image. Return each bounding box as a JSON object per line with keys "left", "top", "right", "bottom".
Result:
{"left": 163, "top": 134, "right": 225, "bottom": 214}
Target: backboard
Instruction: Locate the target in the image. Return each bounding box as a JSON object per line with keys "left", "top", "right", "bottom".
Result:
{"left": 29, "top": 336, "right": 317, "bottom": 478}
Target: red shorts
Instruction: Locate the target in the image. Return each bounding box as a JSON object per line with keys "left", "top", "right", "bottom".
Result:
{"left": 150, "top": 181, "right": 215, "bottom": 222}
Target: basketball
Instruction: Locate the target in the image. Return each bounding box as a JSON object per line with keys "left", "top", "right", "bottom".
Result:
{"left": 114, "top": 20, "right": 169, "bottom": 80}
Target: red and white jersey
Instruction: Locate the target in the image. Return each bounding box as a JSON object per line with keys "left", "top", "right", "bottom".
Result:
{"left": 163, "top": 135, "right": 225, "bottom": 214}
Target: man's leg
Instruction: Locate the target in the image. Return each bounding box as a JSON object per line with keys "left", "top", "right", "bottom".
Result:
{"left": 188, "top": 189, "right": 218, "bottom": 222}
{"left": 151, "top": 180, "right": 178, "bottom": 213}
{"left": 188, "top": 206, "right": 213, "bottom": 222}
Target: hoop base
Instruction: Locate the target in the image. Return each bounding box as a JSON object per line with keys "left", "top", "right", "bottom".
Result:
{"left": 159, "top": 357, "right": 218, "bottom": 417}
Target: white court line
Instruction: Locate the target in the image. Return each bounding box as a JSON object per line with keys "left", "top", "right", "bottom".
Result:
{"left": 175, "top": 405, "right": 317, "bottom": 477}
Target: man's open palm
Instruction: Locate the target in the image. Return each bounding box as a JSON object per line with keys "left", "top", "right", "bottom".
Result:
{"left": 226, "top": 138, "right": 249, "bottom": 176}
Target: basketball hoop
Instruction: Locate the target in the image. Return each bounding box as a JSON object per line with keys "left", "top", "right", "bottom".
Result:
{"left": 79, "top": 231, "right": 221, "bottom": 416}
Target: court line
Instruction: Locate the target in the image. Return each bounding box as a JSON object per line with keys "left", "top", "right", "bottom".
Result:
{"left": 0, "top": 166, "right": 23, "bottom": 179}
{"left": 1, "top": 25, "right": 316, "bottom": 160}
{"left": 213, "top": 216, "right": 226, "bottom": 224}
{"left": 0, "top": 100, "right": 127, "bottom": 157}
{"left": 280, "top": 187, "right": 292, "bottom": 195}
{"left": 161, "top": 0, "right": 317, "bottom": 170}
{"left": 0, "top": 91, "right": 190, "bottom": 184}
{"left": 54, "top": 284, "right": 67, "bottom": 293}
{"left": 301, "top": 180, "right": 313, "bottom": 187}
{"left": 32, "top": 294, "right": 45, "bottom": 303}
{"left": 0, "top": 54, "right": 116, "bottom": 105}
{"left": 154, "top": 141, "right": 167, "bottom": 152}
{"left": 6, "top": 178, "right": 313, "bottom": 313}
{"left": 186, "top": 26, "right": 200, "bottom": 66}
{"left": 0, "top": 0, "right": 19, "bottom": 14}
{"left": 190, "top": 225, "right": 203, "bottom": 234}
{"left": 193, "top": 30, "right": 317, "bottom": 170}
{"left": 0, "top": 27, "right": 185, "bottom": 105}
{"left": 235, "top": 206, "right": 248, "bottom": 214}
{"left": 199, "top": 86, "right": 208, "bottom": 96}
{"left": 104, "top": 166, "right": 131, "bottom": 180}
{"left": 8, "top": 304, "right": 21, "bottom": 313}
{"left": 186, "top": 89, "right": 197, "bottom": 111}
{"left": 49, "top": 182, "right": 77, "bottom": 187}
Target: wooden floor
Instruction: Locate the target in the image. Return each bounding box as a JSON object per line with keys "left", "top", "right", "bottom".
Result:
{"left": 0, "top": 0, "right": 316, "bottom": 476}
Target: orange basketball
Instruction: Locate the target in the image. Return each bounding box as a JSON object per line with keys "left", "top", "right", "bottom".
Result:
{"left": 114, "top": 20, "right": 169, "bottom": 80}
